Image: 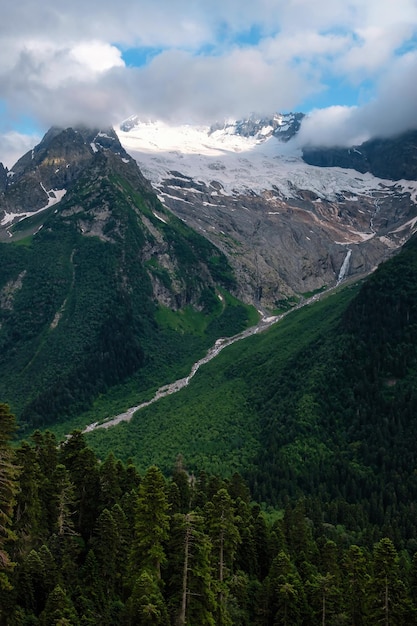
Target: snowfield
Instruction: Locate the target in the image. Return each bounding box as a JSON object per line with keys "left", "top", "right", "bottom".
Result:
{"left": 117, "top": 119, "right": 417, "bottom": 204}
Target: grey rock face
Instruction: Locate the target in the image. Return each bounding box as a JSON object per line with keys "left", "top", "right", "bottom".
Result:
{"left": 156, "top": 175, "right": 414, "bottom": 308}
{"left": 0, "top": 163, "right": 7, "bottom": 193}
{"left": 209, "top": 112, "right": 305, "bottom": 142}
{"left": 2, "top": 126, "right": 131, "bottom": 216}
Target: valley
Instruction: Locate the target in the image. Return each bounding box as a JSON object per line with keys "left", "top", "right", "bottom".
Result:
{"left": 1, "top": 117, "right": 417, "bottom": 625}
{"left": 83, "top": 284, "right": 334, "bottom": 434}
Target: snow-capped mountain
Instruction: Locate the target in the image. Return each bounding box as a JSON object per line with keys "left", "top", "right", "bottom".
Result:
{"left": 1, "top": 115, "right": 417, "bottom": 309}
{"left": 116, "top": 115, "right": 417, "bottom": 306}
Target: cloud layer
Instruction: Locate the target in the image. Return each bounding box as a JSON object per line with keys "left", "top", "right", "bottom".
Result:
{"left": 1, "top": 0, "right": 417, "bottom": 164}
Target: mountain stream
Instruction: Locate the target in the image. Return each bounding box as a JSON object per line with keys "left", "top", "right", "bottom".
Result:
{"left": 82, "top": 292, "right": 327, "bottom": 434}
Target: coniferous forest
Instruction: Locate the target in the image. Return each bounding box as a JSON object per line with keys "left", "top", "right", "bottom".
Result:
{"left": 2, "top": 403, "right": 417, "bottom": 626}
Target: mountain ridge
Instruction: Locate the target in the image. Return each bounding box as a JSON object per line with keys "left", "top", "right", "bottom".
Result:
{"left": 2, "top": 118, "right": 417, "bottom": 310}
{"left": 303, "top": 129, "right": 417, "bottom": 181}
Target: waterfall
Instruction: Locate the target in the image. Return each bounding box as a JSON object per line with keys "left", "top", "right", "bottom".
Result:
{"left": 337, "top": 249, "right": 352, "bottom": 284}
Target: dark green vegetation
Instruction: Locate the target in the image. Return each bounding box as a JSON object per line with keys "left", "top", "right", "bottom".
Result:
{"left": 87, "top": 285, "right": 357, "bottom": 475}
{"left": 89, "top": 234, "right": 417, "bottom": 554}
{"left": 0, "top": 149, "right": 256, "bottom": 433}
{"left": 2, "top": 409, "right": 417, "bottom": 626}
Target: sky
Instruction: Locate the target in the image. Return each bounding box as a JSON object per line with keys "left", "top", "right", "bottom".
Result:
{"left": 1, "top": 0, "right": 417, "bottom": 167}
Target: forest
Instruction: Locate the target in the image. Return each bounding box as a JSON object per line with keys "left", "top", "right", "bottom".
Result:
{"left": 84, "top": 232, "right": 417, "bottom": 561}
{"left": 1, "top": 403, "right": 417, "bottom": 626}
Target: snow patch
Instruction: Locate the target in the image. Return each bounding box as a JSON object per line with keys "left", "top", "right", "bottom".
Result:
{"left": 152, "top": 211, "right": 167, "bottom": 224}
{"left": 389, "top": 216, "right": 417, "bottom": 234}
{"left": 97, "top": 132, "right": 115, "bottom": 140}
{"left": 158, "top": 192, "right": 192, "bottom": 204}
{"left": 1, "top": 189, "right": 67, "bottom": 227}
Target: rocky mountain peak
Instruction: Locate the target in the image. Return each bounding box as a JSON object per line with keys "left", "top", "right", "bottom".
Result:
{"left": 209, "top": 112, "right": 305, "bottom": 142}
{"left": 116, "top": 115, "right": 417, "bottom": 306}
{"left": 0, "top": 163, "right": 7, "bottom": 193}
{"left": 0, "top": 126, "right": 134, "bottom": 221}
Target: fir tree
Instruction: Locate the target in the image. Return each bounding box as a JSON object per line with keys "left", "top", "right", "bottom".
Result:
{"left": 205, "top": 488, "right": 241, "bottom": 626}
{"left": 129, "top": 466, "right": 170, "bottom": 581}
{"left": 126, "top": 570, "right": 169, "bottom": 626}
{"left": 367, "top": 537, "right": 409, "bottom": 625}
{"left": 0, "top": 403, "right": 18, "bottom": 624}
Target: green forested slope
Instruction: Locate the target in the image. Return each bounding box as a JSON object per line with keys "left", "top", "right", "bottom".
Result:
{"left": 89, "top": 235, "right": 417, "bottom": 546}
{"left": 0, "top": 152, "right": 255, "bottom": 432}
{"left": 87, "top": 285, "right": 359, "bottom": 473}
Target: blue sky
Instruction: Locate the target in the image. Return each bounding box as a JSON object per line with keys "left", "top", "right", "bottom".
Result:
{"left": 1, "top": 0, "right": 417, "bottom": 165}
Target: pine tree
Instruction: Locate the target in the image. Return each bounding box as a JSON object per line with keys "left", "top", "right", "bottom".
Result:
{"left": 18, "top": 549, "right": 46, "bottom": 616}
{"left": 410, "top": 551, "right": 417, "bottom": 611}
{"left": 262, "top": 550, "right": 308, "bottom": 626}
{"left": 59, "top": 431, "right": 100, "bottom": 540}
{"left": 13, "top": 442, "right": 42, "bottom": 556}
{"left": 308, "top": 572, "right": 338, "bottom": 626}
{"left": 367, "top": 537, "right": 409, "bottom": 625}
{"left": 167, "top": 512, "right": 216, "bottom": 626}
{"left": 251, "top": 504, "right": 271, "bottom": 580}
{"left": 76, "top": 549, "right": 106, "bottom": 624}
{"left": 31, "top": 430, "right": 59, "bottom": 537}
{"left": 205, "top": 488, "right": 241, "bottom": 626}
{"left": 91, "top": 508, "right": 119, "bottom": 598}
{"left": 171, "top": 454, "right": 191, "bottom": 514}
{"left": 342, "top": 544, "right": 370, "bottom": 625}
{"left": 39, "top": 584, "right": 79, "bottom": 626}
{"left": 110, "top": 502, "right": 131, "bottom": 595}
{"left": 129, "top": 466, "right": 170, "bottom": 581}
{"left": 52, "top": 465, "right": 76, "bottom": 538}
{"left": 0, "top": 403, "right": 19, "bottom": 620}
{"left": 126, "top": 570, "right": 169, "bottom": 626}
{"left": 48, "top": 464, "right": 81, "bottom": 591}
{"left": 233, "top": 497, "right": 258, "bottom": 576}
{"left": 31, "top": 430, "right": 58, "bottom": 479}
{"left": 99, "top": 452, "right": 122, "bottom": 511}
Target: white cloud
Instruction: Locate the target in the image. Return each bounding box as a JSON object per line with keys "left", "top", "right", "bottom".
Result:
{"left": 0, "top": 132, "right": 41, "bottom": 169}
{"left": 339, "top": 23, "right": 415, "bottom": 79}
{"left": 298, "top": 50, "right": 417, "bottom": 147}
{"left": 125, "top": 47, "right": 317, "bottom": 123}
{"left": 0, "top": 0, "right": 417, "bottom": 165}
{"left": 70, "top": 41, "right": 125, "bottom": 74}
{"left": 297, "top": 106, "right": 370, "bottom": 148}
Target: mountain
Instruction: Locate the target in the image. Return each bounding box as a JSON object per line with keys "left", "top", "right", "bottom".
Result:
{"left": 0, "top": 126, "right": 256, "bottom": 430}
{"left": 117, "top": 115, "right": 417, "bottom": 308}
{"left": 302, "top": 129, "right": 417, "bottom": 181}
{"left": 1, "top": 115, "right": 417, "bottom": 432}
